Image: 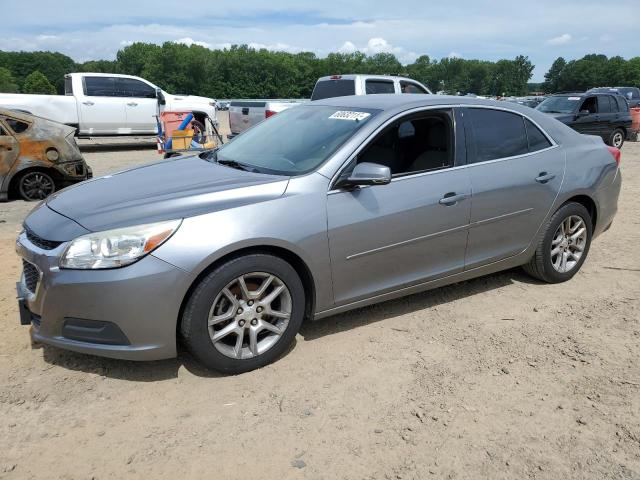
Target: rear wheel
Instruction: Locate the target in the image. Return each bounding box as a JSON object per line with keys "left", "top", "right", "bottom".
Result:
{"left": 181, "top": 253, "right": 305, "bottom": 374}
{"left": 523, "top": 202, "right": 592, "bottom": 283}
{"left": 608, "top": 129, "right": 625, "bottom": 149}
{"left": 17, "top": 170, "right": 56, "bottom": 201}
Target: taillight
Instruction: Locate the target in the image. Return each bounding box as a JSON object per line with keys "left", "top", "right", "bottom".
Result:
{"left": 265, "top": 110, "right": 276, "bottom": 118}
{"left": 607, "top": 146, "right": 621, "bottom": 166}
{"left": 330, "top": 75, "right": 342, "bottom": 80}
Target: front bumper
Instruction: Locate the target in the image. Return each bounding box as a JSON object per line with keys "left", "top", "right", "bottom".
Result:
{"left": 15, "top": 230, "right": 193, "bottom": 361}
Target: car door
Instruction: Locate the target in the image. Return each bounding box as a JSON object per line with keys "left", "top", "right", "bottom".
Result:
{"left": 0, "top": 121, "right": 20, "bottom": 193}
{"left": 327, "top": 108, "right": 471, "bottom": 305}
{"left": 572, "top": 95, "right": 599, "bottom": 135}
{"left": 78, "top": 76, "right": 127, "bottom": 134}
{"left": 462, "top": 107, "right": 564, "bottom": 269}
{"left": 117, "top": 78, "right": 159, "bottom": 134}
{"left": 596, "top": 95, "right": 615, "bottom": 140}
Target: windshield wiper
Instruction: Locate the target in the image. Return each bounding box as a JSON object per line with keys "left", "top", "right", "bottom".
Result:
{"left": 217, "top": 159, "right": 254, "bottom": 172}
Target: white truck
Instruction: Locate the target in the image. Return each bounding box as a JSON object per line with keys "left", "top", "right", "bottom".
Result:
{"left": 227, "top": 74, "right": 432, "bottom": 138}
{"left": 228, "top": 100, "right": 304, "bottom": 138}
{"left": 0, "top": 73, "right": 217, "bottom": 136}
{"left": 311, "top": 74, "right": 432, "bottom": 100}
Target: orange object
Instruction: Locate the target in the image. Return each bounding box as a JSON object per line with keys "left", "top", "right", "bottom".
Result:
{"left": 631, "top": 107, "right": 640, "bottom": 133}
{"left": 159, "top": 111, "right": 193, "bottom": 139}
{"left": 171, "top": 129, "right": 194, "bottom": 150}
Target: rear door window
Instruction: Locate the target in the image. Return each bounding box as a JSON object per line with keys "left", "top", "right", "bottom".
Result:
{"left": 467, "top": 108, "right": 529, "bottom": 163}
{"left": 365, "top": 80, "right": 395, "bottom": 95}
{"left": 84, "top": 76, "right": 118, "bottom": 97}
{"left": 311, "top": 80, "right": 356, "bottom": 101}
{"left": 597, "top": 95, "right": 612, "bottom": 113}
{"left": 524, "top": 118, "right": 552, "bottom": 152}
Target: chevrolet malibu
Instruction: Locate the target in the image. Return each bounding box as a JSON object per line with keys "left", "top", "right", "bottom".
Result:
{"left": 16, "top": 95, "right": 621, "bottom": 374}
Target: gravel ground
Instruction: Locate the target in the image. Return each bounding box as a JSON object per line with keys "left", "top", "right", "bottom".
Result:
{"left": 0, "top": 115, "right": 638, "bottom": 479}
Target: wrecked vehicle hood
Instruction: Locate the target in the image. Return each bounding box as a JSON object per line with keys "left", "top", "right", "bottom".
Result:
{"left": 44, "top": 155, "right": 289, "bottom": 233}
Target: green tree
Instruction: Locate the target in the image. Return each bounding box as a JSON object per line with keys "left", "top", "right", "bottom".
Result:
{"left": 0, "top": 67, "right": 18, "bottom": 93}
{"left": 543, "top": 57, "right": 566, "bottom": 92}
{"left": 23, "top": 70, "right": 56, "bottom": 94}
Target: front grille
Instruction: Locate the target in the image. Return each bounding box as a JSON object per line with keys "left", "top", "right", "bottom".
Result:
{"left": 26, "top": 228, "right": 62, "bottom": 250}
{"left": 22, "top": 260, "right": 40, "bottom": 294}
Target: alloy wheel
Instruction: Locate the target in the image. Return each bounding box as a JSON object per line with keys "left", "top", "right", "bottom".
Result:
{"left": 19, "top": 172, "right": 55, "bottom": 201}
{"left": 612, "top": 132, "right": 624, "bottom": 148}
{"left": 550, "top": 215, "right": 588, "bottom": 273}
{"left": 207, "top": 272, "right": 292, "bottom": 359}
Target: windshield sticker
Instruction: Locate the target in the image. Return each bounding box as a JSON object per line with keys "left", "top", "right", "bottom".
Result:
{"left": 567, "top": 97, "right": 581, "bottom": 101}
{"left": 329, "top": 111, "right": 371, "bottom": 121}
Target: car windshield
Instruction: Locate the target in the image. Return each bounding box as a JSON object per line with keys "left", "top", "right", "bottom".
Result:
{"left": 209, "top": 105, "right": 379, "bottom": 175}
{"left": 536, "top": 96, "right": 581, "bottom": 114}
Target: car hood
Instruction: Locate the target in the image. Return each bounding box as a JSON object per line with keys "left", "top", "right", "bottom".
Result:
{"left": 45, "top": 155, "right": 289, "bottom": 232}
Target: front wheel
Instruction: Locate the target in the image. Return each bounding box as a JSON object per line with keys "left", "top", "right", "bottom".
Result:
{"left": 523, "top": 202, "right": 592, "bottom": 283}
{"left": 180, "top": 254, "right": 305, "bottom": 374}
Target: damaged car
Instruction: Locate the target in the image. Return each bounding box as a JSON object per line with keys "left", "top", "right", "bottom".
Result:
{"left": 0, "top": 109, "right": 91, "bottom": 201}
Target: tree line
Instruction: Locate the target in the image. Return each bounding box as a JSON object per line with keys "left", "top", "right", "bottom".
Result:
{"left": 0, "top": 43, "right": 638, "bottom": 98}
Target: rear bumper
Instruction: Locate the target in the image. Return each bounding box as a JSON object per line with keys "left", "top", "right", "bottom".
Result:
{"left": 15, "top": 230, "right": 193, "bottom": 361}
{"left": 593, "top": 168, "right": 621, "bottom": 239}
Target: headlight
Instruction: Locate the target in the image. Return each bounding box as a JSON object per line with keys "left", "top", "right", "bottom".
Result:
{"left": 60, "top": 220, "right": 182, "bottom": 269}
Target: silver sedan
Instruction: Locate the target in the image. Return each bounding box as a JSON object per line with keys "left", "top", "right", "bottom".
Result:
{"left": 16, "top": 95, "right": 621, "bottom": 373}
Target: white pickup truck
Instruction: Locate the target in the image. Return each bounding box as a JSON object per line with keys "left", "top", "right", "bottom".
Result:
{"left": 228, "top": 100, "right": 304, "bottom": 138}
{"left": 0, "top": 73, "right": 217, "bottom": 136}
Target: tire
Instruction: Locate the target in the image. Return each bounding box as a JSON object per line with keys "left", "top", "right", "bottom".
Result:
{"left": 180, "top": 253, "right": 305, "bottom": 374}
{"left": 17, "top": 170, "right": 56, "bottom": 201}
{"left": 191, "top": 119, "right": 207, "bottom": 145}
{"left": 608, "top": 129, "right": 625, "bottom": 149}
{"left": 523, "top": 202, "right": 593, "bottom": 283}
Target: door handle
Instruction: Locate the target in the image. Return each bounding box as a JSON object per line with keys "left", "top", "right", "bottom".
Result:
{"left": 82, "top": 101, "right": 94, "bottom": 106}
{"left": 127, "top": 102, "right": 138, "bottom": 107}
{"left": 535, "top": 172, "right": 556, "bottom": 184}
{"left": 439, "top": 192, "right": 468, "bottom": 206}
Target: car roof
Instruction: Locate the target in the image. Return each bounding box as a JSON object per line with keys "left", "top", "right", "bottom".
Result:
{"left": 316, "top": 74, "right": 418, "bottom": 82}
{"left": 0, "top": 108, "right": 35, "bottom": 122}
{"left": 310, "top": 93, "right": 522, "bottom": 110}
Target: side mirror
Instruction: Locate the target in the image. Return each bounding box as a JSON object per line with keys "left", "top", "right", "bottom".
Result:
{"left": 156, "top": 88, "right": 166, "bottom": 106}
{"left": 339, "top": 162, "right": 392, "bottom": 188}
{"left": 578, "top": 109, "right": 590, "bottom": 116}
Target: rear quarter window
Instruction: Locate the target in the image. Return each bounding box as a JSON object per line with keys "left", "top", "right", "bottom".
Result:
{"left": 311, "top": 80, "right": 356, "bottom": 101}
{"left": 524, "top": 118, "right": 552, "bottom": 152}
{"left": 1, "top": 117, "right": 30, "bottom": 134}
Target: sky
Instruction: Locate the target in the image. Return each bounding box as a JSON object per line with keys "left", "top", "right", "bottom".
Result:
{"left": 3, "top": 0, "right": 640, "bottom": 82}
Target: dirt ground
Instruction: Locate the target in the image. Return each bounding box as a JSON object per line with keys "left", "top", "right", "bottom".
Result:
{"left": 0, "top": 114, "right": 638, "bottom": 479}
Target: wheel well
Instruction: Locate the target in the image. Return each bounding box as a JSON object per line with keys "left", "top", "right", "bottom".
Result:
{"left": 565, "top": 195, "right": 597, "bottom": 229}
{"left": 8, "top": 167, "right": 61, "bottom": 199}
{"left": 177, "top": 245, "right": 317, "bottom": 333}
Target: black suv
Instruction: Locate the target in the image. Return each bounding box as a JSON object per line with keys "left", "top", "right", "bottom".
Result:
{"left": 536, "top": 92, "right": 632, "bottom": 148}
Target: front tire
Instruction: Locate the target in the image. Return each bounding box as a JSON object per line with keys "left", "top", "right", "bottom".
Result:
{"left": 180, "top": 254, "right": 305, "bottom": 374}
{"left": 608, "top": 128, "right": 625, "bottom": 149}
{"left": 523, "top": 202, "right": 592, "bottom": 283}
